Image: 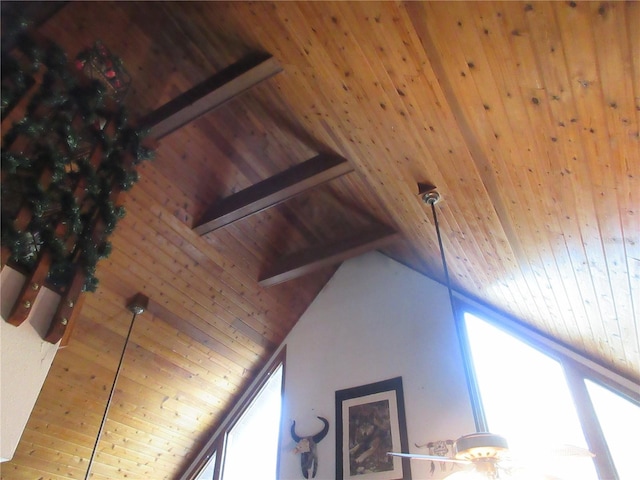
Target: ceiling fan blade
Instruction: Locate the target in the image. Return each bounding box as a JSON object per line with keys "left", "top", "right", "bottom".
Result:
{"left": 387, "top": 452, "right": 471, "bottom": 465}
{"left": 502, "top": 443, "right": 595, "bottom": 466}
{"left": 496, "top": 444, "right": 597, "bottom": 480}
{"left": 546, "top": 444, "right": 595, "bottom": 457}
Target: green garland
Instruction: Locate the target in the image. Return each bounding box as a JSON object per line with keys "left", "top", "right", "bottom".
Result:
{"left": 1, "top": 28, "right": 154, "bottom": 292}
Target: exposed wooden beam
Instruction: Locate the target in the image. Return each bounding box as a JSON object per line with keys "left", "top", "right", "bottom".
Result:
{"left": 194, "top": 154, "right": 353, "bottom": 235}
{"left": 258, "top": 225, "right": 400, "bottom": 287}
{"left": 140, "top": 54, "right": 282, "bottom": 139}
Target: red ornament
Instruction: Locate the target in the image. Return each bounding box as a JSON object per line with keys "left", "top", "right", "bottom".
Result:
{"left": 76, "top": 41, "right": 131, "bottom": 103}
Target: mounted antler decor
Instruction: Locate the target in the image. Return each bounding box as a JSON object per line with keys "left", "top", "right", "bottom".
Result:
{"left": 414, "top": 439, "right": 455, "bottom": 476}
{"left": 291, "top": 416, "right": 330, "bottom": 479}
{"left": 1, "top": 24, "right": 154, "bottom": 343}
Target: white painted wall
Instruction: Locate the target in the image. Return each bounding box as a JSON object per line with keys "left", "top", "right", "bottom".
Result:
{"left": 1, "top": 266, "right": 60, "bottom": 462}
{"left": 279, "top": 252, "right": 475, "bottom": 480}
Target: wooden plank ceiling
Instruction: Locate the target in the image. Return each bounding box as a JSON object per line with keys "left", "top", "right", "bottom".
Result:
{"left": 4, "top": 2, "right": 638, "bottom": 479}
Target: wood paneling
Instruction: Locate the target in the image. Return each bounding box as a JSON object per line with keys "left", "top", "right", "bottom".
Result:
{"left": 4, "top": 2, "right": 638, "bottom": 479}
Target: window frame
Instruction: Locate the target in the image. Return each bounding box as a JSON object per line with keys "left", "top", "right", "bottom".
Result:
{"left": 183, "top": 347, "right": 286, "bottom": 480}
{"left": 453, "top": 295, "right": 639, "bottom": 480}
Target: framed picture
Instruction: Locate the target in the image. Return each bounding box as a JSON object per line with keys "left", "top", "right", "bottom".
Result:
{"left": 335, "top": 377, "right": 411, "bottom": 480}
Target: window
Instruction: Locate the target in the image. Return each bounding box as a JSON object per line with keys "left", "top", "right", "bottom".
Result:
{"left": 585, "top": 380, "right": 640, "bottom": 480}
{"left": 464, "top": 313, "right": 596, "bottom": 479}
{"left": 457, "top": 302, "right": 640, "bottom": 480}
{"left": 221, "top": 363, "right": 283, "bottom": 479}
{"left": 190, "top": 349, "right": 286, "bottom": 480}
{"left": 195, "top": 452, "right": 216, "bottom": 480}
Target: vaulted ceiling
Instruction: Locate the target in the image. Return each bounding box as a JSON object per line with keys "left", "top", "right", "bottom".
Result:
{"left": 3, "top": 2, "right": 638, "bottom": 479}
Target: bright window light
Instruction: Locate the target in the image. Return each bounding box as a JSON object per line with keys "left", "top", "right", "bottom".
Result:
{"left": 586, "top": 379, "right": 640, "bottom": 480}
{"left": 221, "top": 364, "right": 283, "bottom": 480}
{"left": 195, "top": 451, "right": 216, "bottom": 480}
{"left": 464, "top": 313, "right": 597, "bottom": 479}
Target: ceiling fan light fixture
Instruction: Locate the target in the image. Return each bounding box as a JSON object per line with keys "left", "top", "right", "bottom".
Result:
{"left": 454, "top": 432, "right": 509, "bottom": 461}
{"left": 451, "top": 433, "right": 509, "bottom": 478}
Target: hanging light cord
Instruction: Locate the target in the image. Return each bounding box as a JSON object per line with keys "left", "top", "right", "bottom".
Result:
{"left": 84, "top": 311, "right": 138, "bottom": 480}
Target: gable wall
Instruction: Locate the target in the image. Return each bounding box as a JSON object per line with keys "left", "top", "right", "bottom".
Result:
{"left": 279, "top": 251, "right": 475, "bottom": 479}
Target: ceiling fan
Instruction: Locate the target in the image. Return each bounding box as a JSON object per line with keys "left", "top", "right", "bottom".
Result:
{"left": 388, "top": 432, "right": 595, "bottom": 479}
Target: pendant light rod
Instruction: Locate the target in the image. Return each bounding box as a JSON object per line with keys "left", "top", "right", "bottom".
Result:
{"left": 84, "top": 294, "right": 148, "bottom": 480}
{"left": 423, "top": 191, "right": 454, "bottom": 308}
{"left": 422, "top": 188, "right": 488, "bottom": 433}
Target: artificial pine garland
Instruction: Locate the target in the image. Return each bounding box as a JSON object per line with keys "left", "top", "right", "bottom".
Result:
{"left": 1, "top": 28, "right": 153, "bottom": 292}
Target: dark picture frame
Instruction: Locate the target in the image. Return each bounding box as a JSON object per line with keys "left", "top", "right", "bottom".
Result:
{"left": 335, "top": 377, "right": 411, "bottom": 480}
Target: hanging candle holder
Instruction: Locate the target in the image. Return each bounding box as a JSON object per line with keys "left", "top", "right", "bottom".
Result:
{"left": 75, "top": 40, "right": 131, "bottom": 104}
